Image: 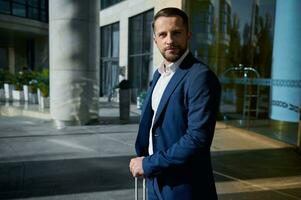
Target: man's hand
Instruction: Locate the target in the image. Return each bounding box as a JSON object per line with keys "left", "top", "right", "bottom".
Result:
{"left": 129, "top": 157, "right": 145, "bottom": 177}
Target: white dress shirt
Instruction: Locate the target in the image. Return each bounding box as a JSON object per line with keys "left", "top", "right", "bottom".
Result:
{"left": 148, "top": 50, "right": 189, "bottom": 155}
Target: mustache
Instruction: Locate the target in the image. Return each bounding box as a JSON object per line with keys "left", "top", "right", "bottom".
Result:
{"left": 164, "top": 45, "right": 179, "bottom": 50}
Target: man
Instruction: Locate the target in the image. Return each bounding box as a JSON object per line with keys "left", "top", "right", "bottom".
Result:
{"left": 129, "top": 7, "right": 221, "bottom": 200}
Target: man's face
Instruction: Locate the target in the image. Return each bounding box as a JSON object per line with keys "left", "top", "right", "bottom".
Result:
{"left": 153, "top": 16, "right": 191, "bottom": 64}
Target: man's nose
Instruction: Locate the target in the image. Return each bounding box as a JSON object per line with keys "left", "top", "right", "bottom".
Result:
{"left": 166, "top": 33, "right": 174, "bottom": 44}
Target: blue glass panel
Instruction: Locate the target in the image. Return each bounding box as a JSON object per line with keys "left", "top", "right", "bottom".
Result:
{"left": 12, "top": 3, "right": 26, "bottom": 17}
{"left": 28, "top": 0, "right": 39, "bottom": 7}
{"left": 13, "top": 0, "right": 26, "bottom": 3}
{"left": 0, "top": 0, "right": 10, "bottom": 14}
{"left": 28, "top": 7, "right": 39, "bottom": 19}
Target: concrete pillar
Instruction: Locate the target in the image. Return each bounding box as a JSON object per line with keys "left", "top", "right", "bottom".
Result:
{"left": 49, "top": 0, "right": 100, "bottom": 127}
{"left": 8, "top": 47, "right": 15, "bottom": 74}
{"left": 270, "top": 0, "right": 301, "bottom": 123}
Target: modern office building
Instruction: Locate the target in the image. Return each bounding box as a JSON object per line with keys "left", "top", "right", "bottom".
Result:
{"left": 99, "top": 0, "right": 300, "bottom": 146}
{"left": 0, "top": 0, "right": 300, "bottom": 146}
{"left": 0, "top": 0, "right": 48, "bottom": 72}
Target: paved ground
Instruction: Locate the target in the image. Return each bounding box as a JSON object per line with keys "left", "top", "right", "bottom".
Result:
{"left": 0, "top": 101, "right": 301, "bottom": 200}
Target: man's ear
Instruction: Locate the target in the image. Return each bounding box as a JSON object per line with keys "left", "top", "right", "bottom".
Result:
{"left": 153, "top": 35, "right": 157, "bottom": 45}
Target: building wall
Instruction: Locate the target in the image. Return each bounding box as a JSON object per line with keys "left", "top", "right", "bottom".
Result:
{"left": 99, "top": 0, "right": 183, "bottom": 78}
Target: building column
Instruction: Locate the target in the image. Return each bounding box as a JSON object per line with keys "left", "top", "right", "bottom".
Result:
{"left": 8, "top": 47, "right": 15, "bottom": 74}
{"left": 49, "top": 0, "right": 100, "bottom": 127}
{"left": 270, "top": 0, "right": 301, "bottom": 122}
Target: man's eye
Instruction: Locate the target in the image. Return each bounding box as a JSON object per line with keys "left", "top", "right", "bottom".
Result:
{"left": 158, "top": 33, "right": 166, "bottom": 37}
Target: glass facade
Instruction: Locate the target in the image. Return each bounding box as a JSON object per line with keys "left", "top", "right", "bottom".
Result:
{"left": 0, "top": 0, "right": 48, "bottom": 22}
{"left": 0, "top": 48, "right": 8, "bottom": 70}
{"left": 128, "top": 9, "right": 154, "bottom": 100}
{"left": 100, "top": 0, "right": 123, "bottom": 10}
{"left": 188, "top": 0, "right": 300, "bottom": 145}
{"left": 100, "top": 22, "right": 120, "bottom": 99}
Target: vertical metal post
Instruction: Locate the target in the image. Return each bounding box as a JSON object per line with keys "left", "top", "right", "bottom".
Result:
{"left": 135, "top": 177, "right": 138, "bottom": 200}
{"left": 135, "top": 177, "right": 146, "bottom": 200}
{"left": 143, "top": 178, "right": 146, "bottom": 200}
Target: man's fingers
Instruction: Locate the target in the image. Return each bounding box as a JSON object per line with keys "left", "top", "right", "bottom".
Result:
{"left": 129, "top": 157, "right": 144, "bottom": 177}
{"left": 129, "top": 158, "right": 137, "bottom": 175}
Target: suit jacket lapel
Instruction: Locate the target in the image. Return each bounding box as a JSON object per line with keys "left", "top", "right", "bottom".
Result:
{"left": 152, "top": 52, "right": 195, "bottom": 128}
{"left": 140, "top": 70, "right": 161, "bottom": 123}
{"left": 153, "top": 68, "right": 188, "bottom": 127}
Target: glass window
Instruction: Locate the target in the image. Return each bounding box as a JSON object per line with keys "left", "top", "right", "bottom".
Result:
{"left": 100, "top": 22, "right": 120, "bottom": 97}
{"left": 0, "top": 0, "right": 10, "bottom": 14}
{"left": 188, "top": 0, "right": 300, "bottom": 145}
{"left": 100, "top": 0, "right": 123, "bottom": 10}
{"left": 28, "top": 0, "right": 39, "bottom": 7}
{"left": 28, "top": 7, "right": 39, "bottom": 19}
{"left": 128, "top": 9, "right": 154, "bottom": 93}
{"left": 41, "top": 0, "right": 46, "bottom": 9}
{"left": 112, "top": 23, "right": 120, "bottom": 58}
{"left": 12, "top": 3, "right": 26, "bottom": 17}
{"left": 1, "top": 0, "right": 48, "bottom": 22}
{"left": 13, "top": 0, "right": 25, "bottom": 3}
{"left": 0, "top": 48, "right": 8, "bottom": 70}
{"left": 40, "top": 10, "right": 47, "bottom": 22}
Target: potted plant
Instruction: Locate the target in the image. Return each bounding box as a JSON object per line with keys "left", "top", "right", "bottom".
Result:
{"left": 116, "top": 79, "right": 132, "bottom": 122}
{"left": 12, "top": 71, "right": 25, "bottom": 101}
{"left": 29, "top": 79, "right": 38, "bottom": 104}
{"left": 22, "top": 70, "right": 33, "bottom": 102}
{"left": 37, "top": 69, "right": 49, "bottom": 108}
{"left": 38, "top": 81, "right": 49, "bottom": 108}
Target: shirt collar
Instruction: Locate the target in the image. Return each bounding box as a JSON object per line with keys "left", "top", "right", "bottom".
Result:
{"left": 158, "top": 49, "right": 189, "bottom": 76}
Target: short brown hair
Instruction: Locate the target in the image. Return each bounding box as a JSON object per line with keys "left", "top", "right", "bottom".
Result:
{"left": 152, "top": 7, "right": 189, "bottom": 33}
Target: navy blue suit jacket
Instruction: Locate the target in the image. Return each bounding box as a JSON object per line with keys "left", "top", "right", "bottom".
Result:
{"left": 135, "top": 52, "right": 221, "bottom": 200}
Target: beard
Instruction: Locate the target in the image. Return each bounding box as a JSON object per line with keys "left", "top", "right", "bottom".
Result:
{"left": 161, "top": 45, "right": 187, "bottom": 63}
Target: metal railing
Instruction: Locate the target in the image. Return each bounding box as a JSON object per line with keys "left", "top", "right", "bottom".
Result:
{"left": 221, "top": 64, "right": 261, "bottom": 122}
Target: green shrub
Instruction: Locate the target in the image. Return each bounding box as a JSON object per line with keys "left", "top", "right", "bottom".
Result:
{"left": 29, "top": 79, "right": 38, "bottom": 93}
{"left": 3, "top": 70, "right": 14, "bottom": 84}
{"left": 37, "top": 69, "right": 49, "bottom": 97}
{"left": 38, "top": 82, "right": 49, "bottom": 97}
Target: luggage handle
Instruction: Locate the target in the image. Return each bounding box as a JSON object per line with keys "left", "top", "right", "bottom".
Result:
{"left": 135, "top": 177, "right": 146, "bottom": 200}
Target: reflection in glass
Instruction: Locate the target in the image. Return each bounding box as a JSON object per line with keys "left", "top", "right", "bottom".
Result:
{"left": 12, "top": 3, "right": 26, "bottom": 17}
{"left": 100, "top": 23, "right": 120, "bottom": 98}
{"left": 128, "top": 9, "right": 154, "bottom": 95}
{"left": 0, "top": 0, "right": 10, "bottom": 14}
{"left": 28, "top": 0, "right": 39, "bottom": 7}
{"left": 0, "top": 0, "right": 48, "bottom": 22}
{"left": 189, "top": 0, "right": 299, "bottom": 145}
{"left": 100, "top": 0, "right": 123, "bottom": 10}
{"left": 28, "top": 7, "right": 39, "bottom": 20}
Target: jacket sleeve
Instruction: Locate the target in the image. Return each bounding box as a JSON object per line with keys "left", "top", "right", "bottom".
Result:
{"left": 142, "top": 69, "right": 221, "bottom": 177}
